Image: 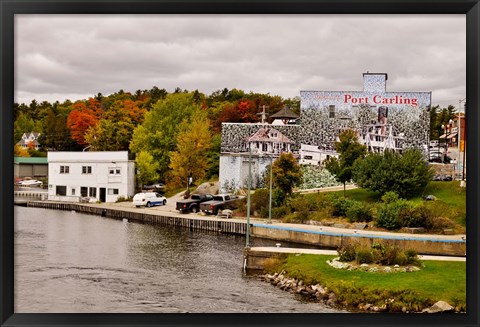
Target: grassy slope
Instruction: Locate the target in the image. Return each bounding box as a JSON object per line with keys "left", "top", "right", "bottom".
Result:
{"left": 329, "top": 181, "right": 466, "bottom": 227}
{"left": 271, "top": 254, "right": 466, "bottom": 311}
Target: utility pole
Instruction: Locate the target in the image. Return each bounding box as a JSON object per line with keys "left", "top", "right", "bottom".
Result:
{"left": 257, "top": 105, "right": 270, "bottom": 124}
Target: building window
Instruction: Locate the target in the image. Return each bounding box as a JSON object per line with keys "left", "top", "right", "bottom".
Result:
{"left": 108, "top": 188, "right": 119, "bottom": 195}
{"left": 56, "top": 185, "right": 67, "bottom": 196}
{"left": 89, "top": 187, "right": 97, "bottom": 197}
{"left": 82, "top": 166, "right": 92, "bottom": 174}
{"left": 60, "top": 165, "right": 70, "bottom": 174}
{"left": 81, "top": 187, "right": 88, "bottom": 197}
{"left": 329, "top": 105, "right": 335, "bottom": 118}
{"left": 72, "top": 188, "right": 76, "bottom": 196}
{"left": 109, "top": 167, "right": 121, "bottom": 175}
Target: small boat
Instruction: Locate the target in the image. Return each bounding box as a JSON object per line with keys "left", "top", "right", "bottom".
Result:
{"left": 15, "top": 179, "right": 43, "bottom": 187}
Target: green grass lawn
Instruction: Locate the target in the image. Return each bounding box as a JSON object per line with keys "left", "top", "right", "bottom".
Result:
{"left": 329, "top": 181, "right": 466, "bottom": 227}
{"left": 269, "top": 254, "right": 466, "bottom": 312}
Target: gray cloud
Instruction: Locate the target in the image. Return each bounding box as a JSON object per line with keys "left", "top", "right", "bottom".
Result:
{"left": 15, "top": 14, "right": 465, "bottom": 108}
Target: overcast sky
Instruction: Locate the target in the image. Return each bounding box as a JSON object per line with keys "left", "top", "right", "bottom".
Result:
{"left": 15, "top": 14, "right": 466, "bottom": 109}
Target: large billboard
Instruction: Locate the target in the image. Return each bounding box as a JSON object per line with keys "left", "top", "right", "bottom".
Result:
{"left": 219, "top": 73, "right": 432, "bottom": 191}
{"left": 299, "top": 73, "right": 431, "bottom": 156}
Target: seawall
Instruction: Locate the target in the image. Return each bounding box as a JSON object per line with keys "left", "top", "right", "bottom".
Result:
{"left": 23, "top": 201, "right": 466, "bottom": 257}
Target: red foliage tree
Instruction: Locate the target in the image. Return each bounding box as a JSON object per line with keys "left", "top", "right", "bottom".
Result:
{"left": 66, "top": 102, "right": 99, "bottom": 145}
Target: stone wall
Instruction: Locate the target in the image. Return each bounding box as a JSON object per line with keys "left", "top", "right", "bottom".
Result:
{"left": 429, "top": 163, "right": 455, "bottom": 176}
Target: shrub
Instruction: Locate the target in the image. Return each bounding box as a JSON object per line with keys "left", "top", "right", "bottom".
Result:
{"left": 346, "top": 201, "right": 374, "bottom": 223}
{"left": 404, "top": 249, "right": 421, "bottom": 266}
{"left": 338, "top": 243, "right": 357, "bottom": 262}
{"left": 289, "top": 195, "right": 311, "bottom": 212}
{"left": 251, "top": 188, "right": 270, "bottom": 216}
{"left": 381, "top": 191, "right": 400, "bottom": 204}
{"left": 330, "top": 195, "right": 354, "bottom": 217}
{"left": 272, "top": 188, "right": 286, "bottom": 207}
{"left": 355, "top": 248, "right": 374, "bottom": 264}
{"left": 393, "top": 252, "right": 408, "bottom": 266}
{"left": 398, "top": 206, "right": 434, "bottom": 229}
{"left": 376, "top": 197, "right": 410, "bottom": 230}
{"left": 271, "top": 206, "right": 289, "bottom": 219}
{"left": 378, "top": 243, "right": 401, "bottom": 266}
{"left": 430, "top": 216, "right": 457, "bottom": 232}
{"left": 338, "top": 241, "right": 421, "bottom": 267}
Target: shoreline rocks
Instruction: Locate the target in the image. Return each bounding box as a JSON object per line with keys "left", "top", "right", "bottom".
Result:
{"left": 326, "top": 257, "right": 422, "bottom": 273}
{"left": 262, "top": 271, "right": 457, "bottom": 313}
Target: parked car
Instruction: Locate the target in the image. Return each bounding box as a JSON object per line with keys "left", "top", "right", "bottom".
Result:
{"left": 176, "top": 194, "right": 214, "bottom": 213}
{"left": 133, "top": 192, "right": 167, "bottom": 207}
{"left": 429, "top": 151, "right": 451, "bottom": 163}
{"left": 200, "top": 194, "right": 240, "bottom": 215}
{"left": 433, "top": 174, "right": 453, "bottom": 181}
{"left": 142, "top": 183, "right": 165, "bottom": 193}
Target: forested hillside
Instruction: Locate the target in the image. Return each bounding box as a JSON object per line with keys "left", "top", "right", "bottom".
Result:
{"left": 14, "top": 87, "right": 300, "bottom": 187}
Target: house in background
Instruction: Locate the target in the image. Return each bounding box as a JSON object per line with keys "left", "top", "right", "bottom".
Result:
{"left": 47, "top": 151, "right": 135, "bottom": 203}
{"left": 17, "top": 132, "right": 42, "bottom": 150}
{"left": 14, "top": 156, "right": 48, "bottom": 179}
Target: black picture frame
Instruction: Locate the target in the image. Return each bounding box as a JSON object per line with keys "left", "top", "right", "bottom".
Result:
{"left": 1, "top": 1, "right": 478, "bottom": 326}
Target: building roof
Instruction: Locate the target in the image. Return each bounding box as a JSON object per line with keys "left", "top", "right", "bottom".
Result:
{"left": 270, "top": 106, "right": 299, "bottom": 120}
{"left": 247, "top": 127, "right": 293, "bottom": 143}
{"left": 14, "top": 157, "right": 48, "bottom": 164}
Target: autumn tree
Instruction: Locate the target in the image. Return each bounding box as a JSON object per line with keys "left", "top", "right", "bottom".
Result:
{"left": 169, "top": 115, "right": 212, "bottom": 188}
{"left": 14, "top": 144, "right": 30, "bottom": 157}
{"left": 85, "top": 120, "right": 134, "bottom": 151}
{"left": 130, "top": 93, "right": 202, "bottom": 176}
{"left": 324, "top": 129, "right": 367, "bottom": 196}
{"left": 271, "top": 152, "right": 303, "bottom": 202}
{"left": 135, "top": 151, "right": 160, "bottom": 189}
{"left": 66, "top": 102, "right": 99, "bottom": 146}
{"left": 84, "top": 98, "right": 146, "bottom": 151}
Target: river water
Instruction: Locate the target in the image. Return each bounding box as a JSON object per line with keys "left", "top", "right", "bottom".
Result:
{"left": 14, "top": 206, "right": 342, "bottom": 313}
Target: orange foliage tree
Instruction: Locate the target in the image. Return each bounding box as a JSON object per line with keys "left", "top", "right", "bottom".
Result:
{"left": 66, "top": 102, "right": 99, "bottom": 146}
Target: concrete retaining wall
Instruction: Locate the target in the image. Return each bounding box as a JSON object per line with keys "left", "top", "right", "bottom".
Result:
{"left": 251, "top": 225, "right": 466, "bottom": 256}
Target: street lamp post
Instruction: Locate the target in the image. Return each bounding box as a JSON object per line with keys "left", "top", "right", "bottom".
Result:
{"left": 245, "top": 147, "right": 252, "bottom": 248}
{"left": 458, "top": 99, "right": 466, "bottom": 182}
{"left": 441, "top": 123, "right": 447, "bottom": 162}
{"left": 268, "top": 154, "right": 273, "bottom": 224}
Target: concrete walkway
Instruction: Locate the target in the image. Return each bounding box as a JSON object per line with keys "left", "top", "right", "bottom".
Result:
{"left": 249, "top": 247, "right": 466, "bottom": 262}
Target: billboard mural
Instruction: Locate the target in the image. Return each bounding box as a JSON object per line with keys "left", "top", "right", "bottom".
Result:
{"left": 299, "top": 73, "right": 432, "bottom": 160}
{"left": 219, "top": 73, "right": 431, "bottom": 192}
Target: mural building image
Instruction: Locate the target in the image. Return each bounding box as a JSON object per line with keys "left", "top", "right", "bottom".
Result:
{"left": 219, "top": 73, "right": 432, "bottom": 192}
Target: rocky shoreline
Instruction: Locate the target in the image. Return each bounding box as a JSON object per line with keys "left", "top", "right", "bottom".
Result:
{"left": 261, "top": 271, "right": 457, "bottom": 313}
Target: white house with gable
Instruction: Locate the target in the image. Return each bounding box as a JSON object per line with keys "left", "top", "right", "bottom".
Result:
{"left": 47, "top": 151, "right": 135, "bottom": 203}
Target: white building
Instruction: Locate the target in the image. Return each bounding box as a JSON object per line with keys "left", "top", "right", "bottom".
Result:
{"left": 17, "top": 132, "right": 41, "bottom": 150}
{"left": 299, "top": 144, "right": 339, "bottom": 166}
{"left": 47, "top": 151, "right": 135, "bottom": 203}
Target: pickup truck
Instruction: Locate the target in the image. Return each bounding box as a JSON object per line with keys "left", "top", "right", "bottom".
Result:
{"left": 199, "top": 194, "right": 240, "bottom": 215}
{"left": 176, "top": 194, "right": 213, "bottom": 213}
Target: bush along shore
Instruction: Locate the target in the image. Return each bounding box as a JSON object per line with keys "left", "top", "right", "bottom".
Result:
{"left": 261, "top": 245, "right": 466, "bottom": 313}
